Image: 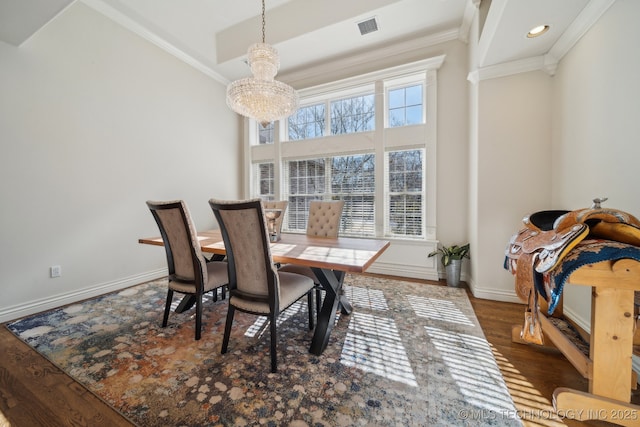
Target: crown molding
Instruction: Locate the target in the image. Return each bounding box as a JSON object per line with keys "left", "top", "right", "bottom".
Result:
{"left": 467, "top": 56, "right": 544, "bottom": 84}
{"left": 299, "top": 55, "right": 446, "bottom": 99}
{"left": 279, "top": 28, "right": 459, "bottom": 88}
{"left": 81, "top": 0, "right": 228, "bottom": 84}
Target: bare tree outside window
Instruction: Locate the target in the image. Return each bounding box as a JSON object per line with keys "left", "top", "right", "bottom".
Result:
{"left": 288, "top": 104, "right": 325, "bottom": 141}
{"left": 331, "top": 94, "right": 375, "bottom": 135}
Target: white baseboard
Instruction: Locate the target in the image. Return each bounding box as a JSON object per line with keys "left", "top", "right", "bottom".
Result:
{"left": 0, "top": 269, "right": 166, "bottom": 324}
{"left": 467, "top": 277, "right": 523, "bottom": 304}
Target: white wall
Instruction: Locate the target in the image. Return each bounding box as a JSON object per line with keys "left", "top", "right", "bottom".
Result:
{"left": 0, "top": 2, "right": 240, "bottom": 322}
{"left": 550, "top": 0, "right": 640, "bottom": 329}
{"left": 471, "top": 71, "right": 553, "bottom": 301}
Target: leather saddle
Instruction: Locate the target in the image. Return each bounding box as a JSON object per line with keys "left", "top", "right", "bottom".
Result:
{"left": 505, "top": 198, "right": 640, "bottom": 344}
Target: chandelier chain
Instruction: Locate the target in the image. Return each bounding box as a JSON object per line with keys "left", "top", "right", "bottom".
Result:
{"left": 261, "top": 0, "right": 266, "bottom": 43}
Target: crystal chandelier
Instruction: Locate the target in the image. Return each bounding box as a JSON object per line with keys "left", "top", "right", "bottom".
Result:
{"left": 226, "top": 0, "right": 298, "bottom": 127}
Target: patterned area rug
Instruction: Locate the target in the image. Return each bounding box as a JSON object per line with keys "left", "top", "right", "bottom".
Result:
{"left": 6, "top": 275, "right": 521, "bottom": 426}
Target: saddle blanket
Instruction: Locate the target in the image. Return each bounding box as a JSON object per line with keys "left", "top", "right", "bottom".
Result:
{"left": 543, "top": 239, "right": 640, "bottom": 314}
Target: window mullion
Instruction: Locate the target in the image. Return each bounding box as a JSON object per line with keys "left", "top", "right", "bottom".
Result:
{"left": 374, "top": 80, "right": 385, "bottom": 237}
{"left": 325, "top": 157, "right": 331, "bottom": 198}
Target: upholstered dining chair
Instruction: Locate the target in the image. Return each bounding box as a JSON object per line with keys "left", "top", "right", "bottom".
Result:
{"left": 262, "top": 200, "right": 288, "bottom": 236}
{"left": 146, "top": 200, "right": 228, "bottom": 340}
{"left": 209, "top": 198, "right": 315, "bottom": 373}
{"left": 279, "top": 200, "right": 345, "bottom": 313}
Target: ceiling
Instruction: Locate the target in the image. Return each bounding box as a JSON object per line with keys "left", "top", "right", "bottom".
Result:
{"left": 0, "top": 0, "right": 608, "bottom": 85}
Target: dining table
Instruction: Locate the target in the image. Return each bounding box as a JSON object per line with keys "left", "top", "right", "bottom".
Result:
{"left": 139, "top": 229, "right": 390, "bottom": 355}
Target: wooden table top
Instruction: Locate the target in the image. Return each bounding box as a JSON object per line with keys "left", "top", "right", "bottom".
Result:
{"left": 139, "top": 230, "right": 390, "bottom": 274}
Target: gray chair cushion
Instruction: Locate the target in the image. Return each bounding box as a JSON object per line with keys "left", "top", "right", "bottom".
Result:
{"left": 230, "top": 272, "right": 313, "bottom": 314}
{"left": 169, "top": 261, "right": 228, "bottom": 293}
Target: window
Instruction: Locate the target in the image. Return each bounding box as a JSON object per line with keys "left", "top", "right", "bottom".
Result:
{"left": 284, "top": 155, "right": 375, "bottom": 237}
{"left": 253, "top": 162, "right": 275, "bottom": 200}
{"left": 386, "top": 149, "right": 424, "bottom": 236}
{"left": 330, "top": 94, "right": 375, "bottom": 135}
{"left": 285, "top": 159, "right": 326, "bottom": 230}
{"left": 247, "top": 56, "right": 442, "bottom": 241}
{"left": 258, "top": 122, "right": 274, "bottom": 144}
{"left": 288, "top": 103, "right": 325, "bottom": 141}
{"left": 388, "top": 84, "right": 423, "bottom": 127}
{"left": 331, "top": 154, "right": 375, "bottom": 236}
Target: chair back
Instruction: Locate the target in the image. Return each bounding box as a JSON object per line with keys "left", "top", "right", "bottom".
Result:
{"left": 262, "top": 200, "right": 288, "bottom": 235}
{"left": 209, "top": 199, "right": 279, "bottom": 307}
{"left": 146, "top": 200, "right": 207, "bottom": 292}
{"left": 306, "top": 200, "right": 345, "bottom": 237}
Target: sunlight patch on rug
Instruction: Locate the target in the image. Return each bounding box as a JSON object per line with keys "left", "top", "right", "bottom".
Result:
{"left": 344, "top": 285, "right": 389, "bottom": 311}
{"left": 244, "top": 300, "right": 307, "bottom": 338}
{"left": 408, "top": 295, "right": 476, "bottom": 326}
{"left": 426, "top": 325, "right": 517, "bottom": 414}
{"left": 340, "top": 311, "right": 417, "bottom": 387}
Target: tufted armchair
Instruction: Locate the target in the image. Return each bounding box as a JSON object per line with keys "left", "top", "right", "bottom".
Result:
{"left": 280, "top": 200, "right": 345, "bottom": 313}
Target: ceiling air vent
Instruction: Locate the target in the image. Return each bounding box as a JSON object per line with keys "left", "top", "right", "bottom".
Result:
{"left": 357, "top": 17, "right": 379, "bottom": 36}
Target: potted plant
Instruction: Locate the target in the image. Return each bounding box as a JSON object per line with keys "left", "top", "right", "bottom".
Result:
{"left": 428, "top": 243, "right": 470, "bottom": 286}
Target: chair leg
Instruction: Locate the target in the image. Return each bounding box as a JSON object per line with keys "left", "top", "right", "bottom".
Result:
{"left": 162, "top": 289, "right": 174, "bottom": 328}
{"left": 270, "top": 314, "right": 278, "bottom": 373}
{"left": 221, "top": 305, "right": 235, "bottom": 354}
{"left": 195, "top": 294, "right": 203, "bottom": 340}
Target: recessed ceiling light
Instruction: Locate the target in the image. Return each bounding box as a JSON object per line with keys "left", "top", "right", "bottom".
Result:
{"left": 527, "top": 25, "right": 550, "bottom": 38}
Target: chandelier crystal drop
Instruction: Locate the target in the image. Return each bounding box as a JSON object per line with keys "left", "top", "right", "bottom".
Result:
{"left": 226, "top": 1, "right": 298, "bottom": 127}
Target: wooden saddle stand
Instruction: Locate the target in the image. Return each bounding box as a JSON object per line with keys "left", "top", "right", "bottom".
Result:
{"left": 505, "top": 198, "right": 640, "bottom": 426}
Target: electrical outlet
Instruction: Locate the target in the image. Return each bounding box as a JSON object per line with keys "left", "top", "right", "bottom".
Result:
{"left": 50, "top": 265, "right": 62, "bottom": 278}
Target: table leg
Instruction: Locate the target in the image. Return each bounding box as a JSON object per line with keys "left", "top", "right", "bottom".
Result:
{"left": 175, "top": 295, "right": 196, "bottom": 313}
{"left": 309, "top": 268, "right": 346, "bottom": 355}
{"left": 339, "top": 290, "right": 352, "bottom": 314}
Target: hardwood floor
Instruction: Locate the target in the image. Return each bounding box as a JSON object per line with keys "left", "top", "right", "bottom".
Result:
{"left": 0, "top": 276, "right": 637, "bottom": 426}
